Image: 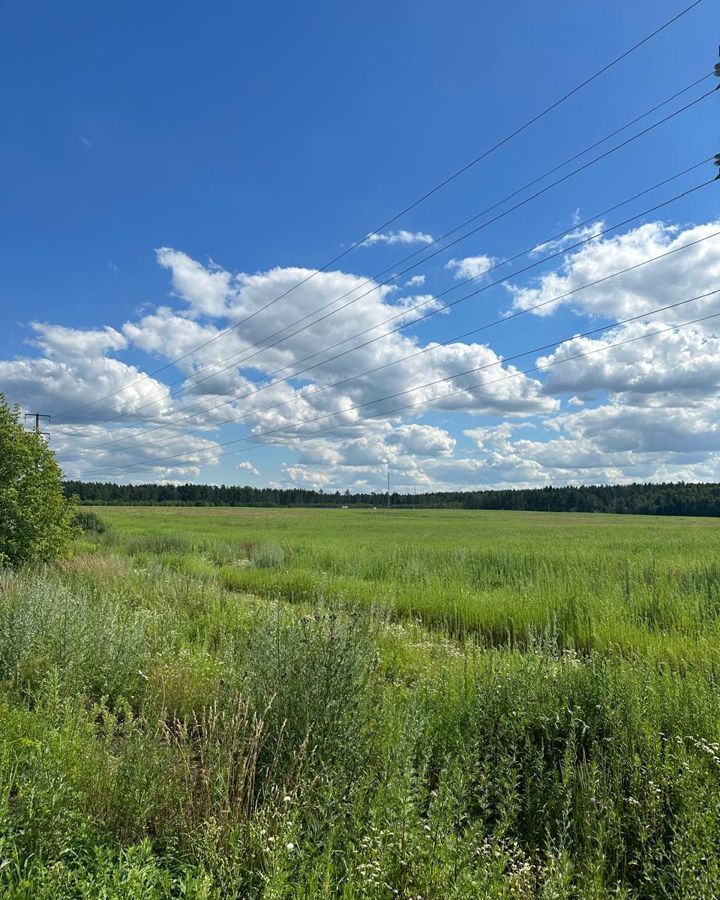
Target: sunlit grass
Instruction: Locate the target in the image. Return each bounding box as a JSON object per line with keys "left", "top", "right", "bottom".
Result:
{"left": 3, "top": 506, "right": 720, "bottom": 896}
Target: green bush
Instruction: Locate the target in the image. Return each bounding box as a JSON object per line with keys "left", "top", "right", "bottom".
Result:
{"left": 71, "top": 509, "right": 108, "bottom": 534}
{"left": 251, "top": 543, "right": 285, "bottom": 569}
{"left": 0, "top": 575, "right": 150, "bottom": 702}
{"left": 0, "top": 395, "right": 73, "bottom": 567}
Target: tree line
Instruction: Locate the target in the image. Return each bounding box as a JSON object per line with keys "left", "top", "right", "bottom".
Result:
{"left": 63, "top": 479, "right": 720, "bottom": 517}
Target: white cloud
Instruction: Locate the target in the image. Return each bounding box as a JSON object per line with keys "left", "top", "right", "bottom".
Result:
{"left": 445, "top": 254, "right": 495, "bottom": 281}
{"left": 236, "top": 461, "right": 261, "bottom": 476}
{"left": 0, "top": 323, "right": 174, "bottom": 424}
{"left": 554, "top": 400, "right": 720, "bottom": 455}
{"left": 144, "top": 259, "right": 551, "bottom": 435}
{"left": 156, "top": 247, "right": 232, "bottom": 317}
{"left": 508, "top": 220, "right": 720, "bottom": 319}
{"left": 460, "top": 413, "right": 720, "bottom": 487}
{"left": 282, "top": 465, "right": 332, "bottom": 487}
{"left": 387, "top": 423, "right": 455, "bottom": 456}
{"left": 360, "top": 229, "right": 434, "bottom": 247}
{"left": 8, "top": 216, "right": 720, "bottom": 491}
{"left": 51, "top": 422, "right": 220, "bottom": 482}
{"left": 1, "top": 248, "right": 557, "bottom": 480}
{"left": 529, "top": 221, "right": 604, "bottom": 257}
{"left": 464, "top": 422, "right": 527, "bottom": 451}
{"left": 122, "top": 308, "right": 249, "bottom": 391}
{"left": 538, "top": 320, "right": 720, "bottom": 400}
{"left": 405, "top": 274, "right": 426, "bottom": 287}
{"left": 31, "top": 322, "right": 127, "bottom": 358}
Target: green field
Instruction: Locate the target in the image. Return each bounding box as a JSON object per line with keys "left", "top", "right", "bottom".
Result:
{"left": 4, "top": 506, "right": 720, "bottom": 897}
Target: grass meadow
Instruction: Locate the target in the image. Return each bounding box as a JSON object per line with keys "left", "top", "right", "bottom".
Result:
{"left": 3, "top": 506, "right": 720, "bottom": 897}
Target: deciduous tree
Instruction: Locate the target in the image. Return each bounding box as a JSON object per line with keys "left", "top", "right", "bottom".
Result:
{"left": 0, "top": 394, "right": 73, "bottom": 566}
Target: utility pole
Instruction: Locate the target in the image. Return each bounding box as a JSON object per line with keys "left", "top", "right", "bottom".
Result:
{"left": 25, "top": 413, "right": 51, "bottom": 439}
{"left": 387, "top": 464, "right": 391, "bottom": 510}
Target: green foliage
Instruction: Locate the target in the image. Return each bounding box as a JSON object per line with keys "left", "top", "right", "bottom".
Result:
{"left": 251, "top": 542, "right": 285, "bottom": 569}
{"left": 4, "top": 508, "right": 720, "bottom": 895}
{"left": 71, "top": 509, "right": 108, "bottom": 534}
{"left": 0, "top": 395, "right": 73, "bottom": 567}
{"left": 0, "top": 574, "right": 150, "bottom": 702}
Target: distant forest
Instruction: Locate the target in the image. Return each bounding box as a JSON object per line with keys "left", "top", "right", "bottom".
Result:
{"left": 63, "top": 480, "right": 720, "bottom": 517}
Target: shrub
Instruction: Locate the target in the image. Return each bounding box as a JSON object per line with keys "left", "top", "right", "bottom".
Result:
{"left": 251, "top": 543, "right": 285, "bottom": 569}
{"left": 0, "top": 395, "right": 73, "bottom": 567}
{"left": 0, "top": 574, "right": 151, "bottom": 701}
{"left": 71, "top": 509, "right": 108, "bottom": 534}
{"left": 240, "top": 607, "right": 378, "bottom": 783}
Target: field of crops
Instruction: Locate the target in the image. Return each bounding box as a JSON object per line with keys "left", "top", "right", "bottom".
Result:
{"left": 3, "top": 506, "right": 720, "bottom": 897}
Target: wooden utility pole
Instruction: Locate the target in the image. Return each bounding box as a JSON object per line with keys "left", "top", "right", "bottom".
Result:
{"left": 25, "top": 413, "right": 51, "bottom": 438}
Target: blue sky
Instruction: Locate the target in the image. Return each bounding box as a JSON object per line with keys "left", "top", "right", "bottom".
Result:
{"left": 1, "top": 0, "right": 719, "bottom": 491}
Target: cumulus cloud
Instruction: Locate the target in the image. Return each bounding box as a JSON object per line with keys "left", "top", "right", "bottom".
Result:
{"left": 31, "top": 322, "right": 127, "bottom": 358}
{"left": 3, "top": 243, "right": 554, "bottom": 484}
{"left": 529, "top": 221, "right": 604, "bottom": 257}
{"left": 50, "top": 422, "right": 220, "bottom": 482}
{"left": 554, "top": 400, "right": 720, "bottom": 455}
{"left": 360, "top": 229, "right": 434, "bottom": 247}
{"left": 386, "top": 423, "right": 455, "bottom": 456}
{"left": 508, "top": 220, "right": 720, "bottom": 319}
{"left": 461, "top": 413, "right": 720, "bottom": 488}
{"left": 0, "top": 323, "right": 174, "bottom": 424}
{"left": 6, "top": 216, "right": 720, "bottom": 491}
{"left": 445, "top": 254, "right": 495, "bottom": 281}
{"left": 538, "top": 320, "right": 720, "bottom": 401}
{"left": 122, "top": 307, "right": 251, "bottom": 395}
{"left": 140, "top": 255, "right": 551, "bottom": 437}
{"left": 282, "top": 465, "right": 332, "bottom": 487}
{"left": 405, "top": 274, "right": 426, "bottom": 287}
{"left": 156, "top": 247, "right": 233, "bottom": 317}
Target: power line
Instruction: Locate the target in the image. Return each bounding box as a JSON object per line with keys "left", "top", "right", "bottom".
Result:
{"left": 76, "top": 72, "right": 714, "bottom": 426}
{"left": 52, "top": 1, "right": 707, "bottom": 421}
{"left": 84, "top": 225, "right": 720, "bottom": 456}
{"left": 75, "top": 286, "right": 720, "bottom": 477}
{"left": 80, "top": 72, "right": 715, "bottom": 422}
{"left": 77, "top": 299, "right": 720, "bottom": 478}
{"left": 69, "top": 85, "right": 717, "bottom": 430}
{"left": 79, "top": 174, "right": 716, "bottom": 454}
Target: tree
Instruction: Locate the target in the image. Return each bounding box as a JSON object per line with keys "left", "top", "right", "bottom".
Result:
{"left": 0, "top": 394, "right": 73, "bottom": 567}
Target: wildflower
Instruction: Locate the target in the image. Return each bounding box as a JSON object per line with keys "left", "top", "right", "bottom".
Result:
{"left": 283, "top": 795, "right": 292, "bottom": 803}
{"left": 286, "top": 842, "right": 295, "bottom": 851}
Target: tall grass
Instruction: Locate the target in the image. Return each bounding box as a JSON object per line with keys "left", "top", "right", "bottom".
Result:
{"left": 3, "top": 507, "right": 720, "bottom": 895}
{"left": 97, "top": 507, "right": 720, "bottom": 667}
